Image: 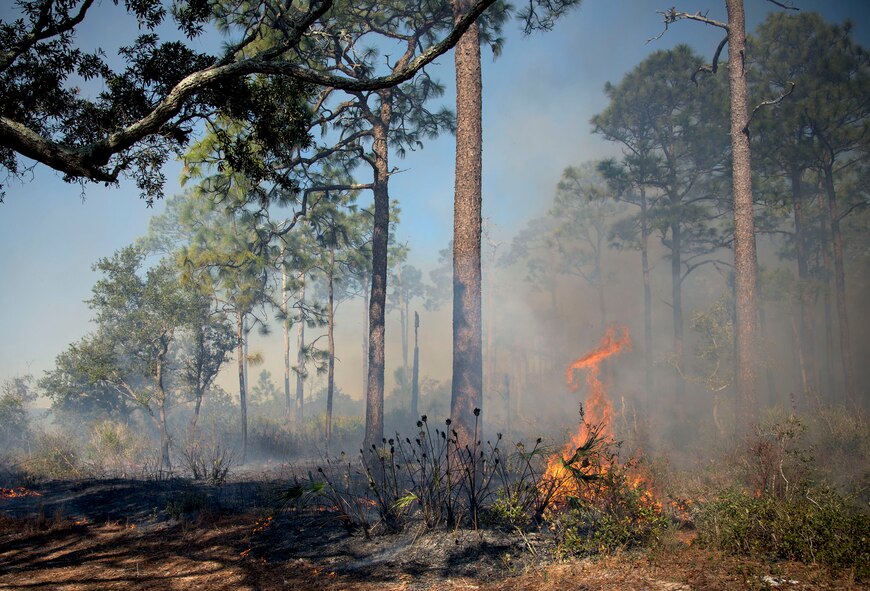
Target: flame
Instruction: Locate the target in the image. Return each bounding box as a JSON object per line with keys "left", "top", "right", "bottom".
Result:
{"left": 0, "top": 487, "right": 42, "bottom": 499}
{"left": 542, "top": 326, "right": 631, "bottom": 501}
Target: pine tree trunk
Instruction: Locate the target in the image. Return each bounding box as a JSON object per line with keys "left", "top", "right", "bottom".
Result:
{"left": 326, "top": 245, "right": 336, "bottom": 448}
{"left": 450, "top": 0, "right": 484, "bottom": 448}
{"left": 362, "top": 272, "right": 370, "bottom": 398}
{"left": 237, "top": 310, "right": 248, "bottom": 462}
{"left": 296, "top": 276, "right": 306, "bottom": 425}
{"left": 726, "top": 0, "right": 760, "bottom": 437}
{"left": 411, "top": 311, "right": 420, "bottom": 420}
{"left": 822, "top": 158, "right": 854, "bottom": 404}
{"left": 791, "top": 167, "right": 817, "bottom": 402}
{"left": 640, "top": 187, "right": 653, "bottom": 434}
{"left": 671, "top": 220, "right": 686, "bottom": 408}
{"left": 821, "top": 221, "right": 836, "bottom": 399}
{"left": 283, "top": 263, "right": 292, "bottom": 417}
{"left": 365, "top": 113, "right": 391, "bottom": 449}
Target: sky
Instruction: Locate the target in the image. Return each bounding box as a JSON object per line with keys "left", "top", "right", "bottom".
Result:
{"left": 1, "top": 0, "right": 868, "bottom": 401}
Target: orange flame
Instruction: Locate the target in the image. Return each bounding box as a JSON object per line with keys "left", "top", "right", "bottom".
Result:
{"left": 0, "top": 487, "right": 42, "bottom": 499}
{"left": 543, "top": 326, "right": 632, "bottom": 500}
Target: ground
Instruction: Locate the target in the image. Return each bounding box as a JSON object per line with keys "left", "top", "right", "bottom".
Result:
{"left": 0, "top": 478, "right": 865, "bottom": 591}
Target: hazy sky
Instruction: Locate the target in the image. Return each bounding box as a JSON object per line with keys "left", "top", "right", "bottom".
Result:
{"left": 1, "top": 0, "right": 868, "bottom": 395}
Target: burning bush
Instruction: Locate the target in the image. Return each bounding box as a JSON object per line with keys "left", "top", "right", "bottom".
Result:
{"left": 550, "top": 459, "right": 669, "bottom": 557}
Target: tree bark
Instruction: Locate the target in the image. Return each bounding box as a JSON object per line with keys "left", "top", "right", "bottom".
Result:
{"left": 640, "top": 186, "right": 653, "bottom": 448}
{"left": 790, "top": 166, "right": 817, "bottom": 402}
{"left": 822, "top": 157, "right": 854, "bottom": 404}
{"left": 671, "top": 220, "right": 686, "bottom": 408}
{"left": 283, "top": 262, "right": 292, "bottom": 417}
{"left": 237, "top": 311, "right": 248, "bottom": 462}
{"left": 450, "top": 0, "right": 484, "bottom": 449}
{"left": 156, "top": 352, "right": 172, "bottom": 472}
{"left": 326, "top": 245, "right": 336, "bottom": 448}
{"left": 411, "top": 311, "right": 420, "bottom": 420}
{"left": 726, "top": 0, "right": 760, "bottom": 438}
{"left": 295, "top": 275, "right": 306, "bottom": 425}
{"left": 364, "top": 112, "right": 391, "bottom": 449}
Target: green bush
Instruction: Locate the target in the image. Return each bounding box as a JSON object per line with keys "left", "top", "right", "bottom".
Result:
{"left": 695, "top": 487, "right": 870, "bottom": 578}
{"left": 551, "top": 463, "right": 668, "bottom": 557}
{"left": 23, "top": 430, "right": 82, "bottom": 480}
{"left": 86, "top": 420, "right": 146, "bottom": 477}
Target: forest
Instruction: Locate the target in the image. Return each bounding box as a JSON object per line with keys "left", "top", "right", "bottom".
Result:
{"left": 0, "top": 0, "right": 868, "bottom": 589}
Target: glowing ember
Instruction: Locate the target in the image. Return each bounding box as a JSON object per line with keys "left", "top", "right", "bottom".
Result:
{"left": 0, "top": 487, "right": 42, "bottom": 499}
{"left": 543, "top": 325, "right": 632, "bottom": 500}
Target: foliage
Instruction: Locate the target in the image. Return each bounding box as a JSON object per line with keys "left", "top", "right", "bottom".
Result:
{"left": 22, "top": 430, "right": 82, "bottom": 480}
{"left": 0, "top": 376, "right": 36, "bottom": 451}
{"left": 85, "top": 419, "right": 148, "bottom": 478}
{"left": 694, "top": 487, "right": 870, "bottom": 578}
{"left": 551, "top": 462, "right": 668, "bottom": 557}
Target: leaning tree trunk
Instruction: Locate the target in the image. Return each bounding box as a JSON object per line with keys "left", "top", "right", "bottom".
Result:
{"left": 450, "top": 0, "right": 484, "bottom": 449}
{"left": 726, "top": 0, "right": 760, "bottom": 438}
{"left": 364, "top": 111, "right": 391, "bottom": 450}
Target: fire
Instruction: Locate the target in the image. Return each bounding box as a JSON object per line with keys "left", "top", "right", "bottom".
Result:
{"left": 543, "top": 325, "right": 632, "bottom": 501}
{"left": 0, "top": 487, "right": 42, "bottom": 499}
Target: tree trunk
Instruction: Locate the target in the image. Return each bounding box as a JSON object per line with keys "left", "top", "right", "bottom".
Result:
{"left": 398, "top": 267, "right": 410, "bottom": 397}
{"left": 362, "top": 271, "right": 370, "bottom": 398}
{"left": 364, "top": 112, "right": 391, "bottom": 449}
{"left": 822, "top": 158, "right": 854, "bottom": 404}
{"left": 821, "top": 219, "right": 836, "bottom": 399}
{"left": 326, "top": 245, "right": 336, "bottom": 448}
{"left": 156, "top": 354, "right": 172, "bottom": 472}
{"left": 296, "top": 275, "right": 306, "bottom": 425}
{"left": 671, "top": 219, "right": 686, "bottom": 408}
{"left": 450, "top": 0, "right": 484, "bottom": 448}
{"left": 411, "top": 311, "right": 420, "bottom": 420}
{"left": 726, "top": 0, "right": 760, "bottom": 438}
{"left": 283, "top": 262, "right": 292, "bottom": 417}
{"left": 237, "top": 310, "right": 248, "bottom": 462}
{"left": 790, "top": 166, "right": 817, "bottom": 402}
{"left": 640, "top": 187, "right": 653, "bottom": 439}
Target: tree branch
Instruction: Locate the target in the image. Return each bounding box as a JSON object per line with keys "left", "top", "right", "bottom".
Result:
{"left": 1, "top": 0, "right": 498, "bottom": 183}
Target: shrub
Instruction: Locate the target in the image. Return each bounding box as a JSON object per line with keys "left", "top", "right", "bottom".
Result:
{"left": 23, "top": 430, "right": 82, "bottom": 480}
{"left": 85, "top": 420, "right": 146, "bottom": 478}
{"left": 178, "top": 429, "right": 236, "bottom": 486}
{"left": 694, "top": 487, "right": 870, "bottom": 578}
{"left": 551, "top": 461, "right": 668, "bottom": 557}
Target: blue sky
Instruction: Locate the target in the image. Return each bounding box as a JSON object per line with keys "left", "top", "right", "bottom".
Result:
{"left": 1, "top": 0, "right": 868, "bottom": 394}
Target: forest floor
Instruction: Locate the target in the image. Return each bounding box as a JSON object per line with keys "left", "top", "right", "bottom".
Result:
{"left": 0, "top": 477, "right": 866, "bottom": 591}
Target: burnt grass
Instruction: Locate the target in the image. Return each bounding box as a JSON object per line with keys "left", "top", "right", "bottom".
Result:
{"left": 1, "top": 476, "right": 867, "bottom": 591}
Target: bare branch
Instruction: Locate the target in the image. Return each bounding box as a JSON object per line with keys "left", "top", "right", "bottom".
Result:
{"left": 764, "top": 0, "right": 799, "bottom": 11}
{"left": 692, "top": 35, "right": 728, "bottom": 84}
{"left": 744, "top": 81, "right": 796, "bottom": 135}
